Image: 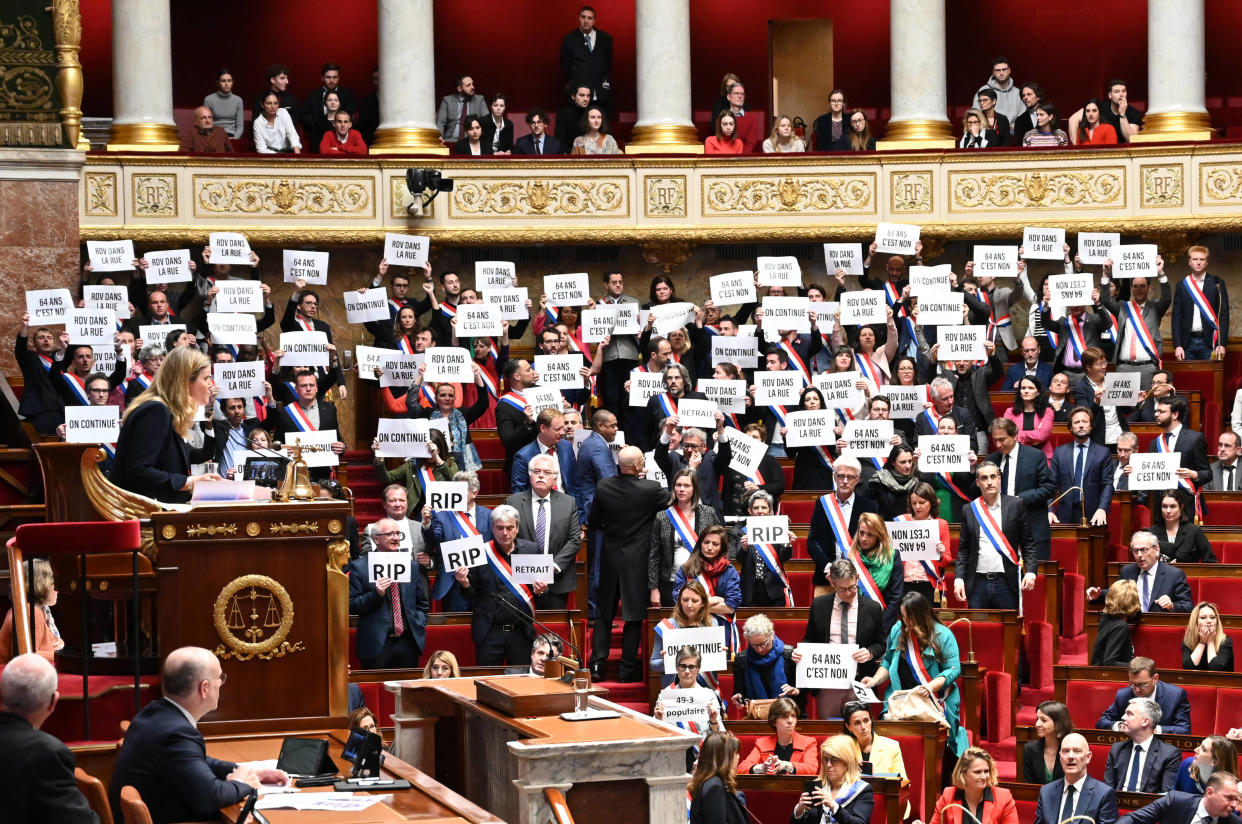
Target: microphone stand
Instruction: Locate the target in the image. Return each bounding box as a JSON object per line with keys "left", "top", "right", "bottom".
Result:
{"left": 488, "top": 590, "right": 581, "bottom": 679}
{"left": 943, "top": 617, "right": 975, "bottom": 664}
{"left": 1047, "top": 485, "right": 1088, "bottom": 527}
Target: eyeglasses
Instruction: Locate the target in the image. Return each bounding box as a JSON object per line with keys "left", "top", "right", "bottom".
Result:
{"left": 530, "top": 468, "right": 556, "bottom": 477}
{"left": 1129, "top": 680, "right": 1154, "bottom": 690}
{"left": 376, "top": 531, "right": 404, "bottom": 538}
{"left": 87, "top": 387, "right": 110, "bottom": 394}
{"left": 676, "top": 663, "right": 700, "bottom": 671}
{"left": 1131, "top": 546, "right": 1157, "bottom": 555}
{"left": 833, "top": 585, "right": 859, "bottom": 595}
{"left": 833, "top": 473, "right": 859, "bottom": 482}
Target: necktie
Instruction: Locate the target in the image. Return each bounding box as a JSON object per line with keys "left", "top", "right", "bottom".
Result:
{"left": 1060, "top": 785, "right": 1076, "bottom": 824}
{"left": 840, "top": 601, "right": 850, "bottom": 644}
{"left": 389, "top": 582, "right": 405, "bottom": 636}
{"left": 1074, "top": 444, "right": 1086, "bottom": 505}
{"left": 1127, "top": 743, "right": 1143, "bottom": 791}
{"left": 535, "top": 498, "right": 547, "bottom": 552}
{"left": 546, "top": 447, "right": 558, "bottom": 489}
{"left": 458, "top": 97, "right": 468, "bottom": 139}
{"left": 585, "top": 32, "right": 592, "bottom": 52}
{"left": 1227, "top": 465, "right": 1236, "bottom": 491}
{"left": 536, "top": 137, "right": 542, "bottom": 155}
{"left": 1141, "top": 571, "right": 1151, "bottom": 611}
{"left": 1002, "top": 455, "right": 1012, "bottom": 496}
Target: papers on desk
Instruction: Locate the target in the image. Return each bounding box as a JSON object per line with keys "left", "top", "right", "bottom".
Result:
{"left": 256, "top": 792, "right": 388, "bottom": 811}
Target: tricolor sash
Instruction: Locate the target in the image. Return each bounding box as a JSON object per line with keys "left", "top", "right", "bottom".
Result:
{"left": 483, "top": 541, "right": 535, "bottom": 617}
{"left": 419, "top": 384, "right": 436, "bottom": 407}
{"left": 477, "top": 366, "right": 499, "bottom": 399}
{"left": 1183, "top": 277, "right": 1221, "bottom": 346}
{"left": 438, "top": 302, "right": 458, "bottom": 320}
{"left": 667, "top": 505, "right": 699, "bottom": 553}
{"left": 778, "top": 341, "right": 811, "bottom": 386}
{"left": 1067, "top": 314, "right": 1087, "bottom": 360}
{"left": 499, "top": 390, "right": 527, "bottom": 411}
{"left": 895, "top": 514, "right": 942, "bottom": 589}
{"left": 819, "top": 494, "right": 853, "bottom": 555}
{"left": 432, "top": 511, "right": 482, "bottom": 599}
{"left": 544, "top": 305, "right": 560, "bottom": 324}
{"left": 885, "top": 281, "right": 918, "bottom": 347}
{"left": 37, "top": 354, "right": 53, "bottom": 372}
{"left": 937, "top": 472, "right": 973, "bottom": 502}
{"left": 414, "top": 465, "right": 437, "bottom": 496}
{"left": 668, "top": 350, "right": 681, "bottom": 365}
{"left": 397, "top": 335, "right": 416, "bottom": 354}
{"left": 850, "top": 548, "right": 886, "bottom": 608}
{"left": 703, "top": 324, "right": 721, "bottom": 336}
{"left": 657, "top": 393, "right": 678, "bottom": 417}
{"left": 919, "top": 405, "right": 941, "bottom": 433}
{"left": 696, "top": 573, "right": 739, "bottom": 654}
{"left": 388, "top": 298, "right": 404, "bottom": 316}
{"left": 832, "top": 779, "right": 871, "bottom": 809}
{"left": 1039, "top": 302, "right": 1060, "bottom": 349}
{"left": 1122, "top": 301, "right": 1161, "bottom": 366}
{"left": 135, "top": 371, "right": 153, "bottom": 391}
{"left": 856, "top": 352, "right": 882, "bottom": 389}
{"left": 62, "top": 372, "right": 89, "bottom": 405}
{"left": 1102, "top": 307, "right": 1119, "bottom": 343}
{"left": 970, "top": 498, "right": 1019, "bottom": 567}
{"left": 903, "top": 635, "right": 946, "bottom": 706}
{"left": 283, "top": 403, "right": 317, "bottom": 432}
{"left": 747, "top": 528, "right": 794, "bottom": 607}
{"left": 810, "top": 445, "right": 834, "bottom": 470}
{"left": 1156, "top": 433, "right": 1197, "bottom": 495}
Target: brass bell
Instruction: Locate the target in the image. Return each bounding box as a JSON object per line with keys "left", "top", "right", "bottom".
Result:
{"left": 282, "top": 441, "right": 316, "bottom": 501}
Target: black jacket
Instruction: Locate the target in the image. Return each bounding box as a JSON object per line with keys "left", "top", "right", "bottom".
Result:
{"left": 1021, "top": 738, "right": 1065, "bottom": 785}
{"left": 109, "top": 401, "right": 190, "bottom": 503}
{"left": 803, "top": 593, "right": 885, "bottom": 679}
{"left": 955, "top": 494, "right": 1037, "bottom": 596}
{"left": 0, "top": 711, "right": 98, "bottom": 823}
{"left": 462, "top": 539, "right": 541, "bottom": 645}
{"left": 1091, "top": 612, "right": 1135, "bottom": 667}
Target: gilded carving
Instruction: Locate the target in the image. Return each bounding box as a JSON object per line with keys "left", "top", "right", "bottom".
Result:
{"left": 85, "top": 172, "right": 117, "bottom": 217}
{"left": 186, "top": 523, "right": 237, "bottom": 538}
{"left": 702, "top": 174, "right": 875, "bottom": 216}
{"left": 160, "top": 524, "right": 176, "bottom": 540}
{"left": 890, "top": 171, "right": 934, "bottom": 213}
{"left": 328, "top": 519, "right": 343, "bottom": 534}
{"left": 389, "top": 176, "right": 432, "bottom": 219}
{"left": 0, "top": 11, "right": 62, "bottom": 145}
{"left": 1201, "top": 163, "right": 1242, "bottom": 203}
{"left": 1141, "top": 165, "right": 1183, "bottom": 208}
{"left": 641, "top": 241, "right": 695, "bottom": 273}
{"left": 450, "top": 177, "right": 628, "bottom": 218}
{"left": 270, "top": 521, "right": 320, "bottom": 535}
{"left": 133, "top": 174, "right": 176, "bottom": 217}
{"left": 194, "top": 175, "right": 374, "bottom": 217}
{"left": 246, "top": 522, "right": 261, "bottom": 537}
{"left": 950, "top": 169, "right": 1124, "bottom": 211}
{"left": 50, "top": 0, "right": 84, "bottom": 148}
{"left": 326, "top": 540, "right": 350, "bottom": 573}
{"left": 213, "top": 574, "right": 305, "bottom": 661}
{"left": 644, "top": 176, "right": 687, "bottom": 218}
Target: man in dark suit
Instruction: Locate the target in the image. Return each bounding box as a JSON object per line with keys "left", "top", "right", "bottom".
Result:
{"left": 513, "top": 109, "right": 565, "bottom": 155}
{"left": 1046, "top": 301, "right": 1110, "bottom": 375}
{"left": 1146, "top": 394, "right": 1213, "bottom": 489}
{"left": 644, "top": 363, "right": 710, "bottom": 447}
{"left": 589, "top": 446, "right": 669, "bottom": 681}
{"left": 506, "top": 454, "right": 581, "bottom": 610}
{"left": 1119, "top": 771, "right": 1242, "bottom": 824}
{"left": 573, "top": 412, "right": 617, "bottom": 618}
{"left": 1112, "top": 432, "right": 1138, "bottom": 492}
{"left": 1125, "top": 369, "right": 1174, "bottom": 424}
{"left": 301, "top": 62, "right": 356, "bottom": 138}
{"left": 278, "top": 285, "right": 344, "bottom": 394}
{"left": 1, "top": 653, "right": 99, "bottom": 822}
{"left": 1072, "top": 347, "right": 1133, "bottom": 446}
{"left": 988, "top": 418, "right": 1056, "bottom": 559}
{"left": 807, "top": 456, "right": 877, "bottom": 599}
{"left": 1048, "top": 406, "right": 1115, "bottom": 526}
{"left": 801, "top": 559, "right": 886, "bottom": 719}
{"left": 1101, "top": 268, "right": 1171, "bottom": 389}
{"left": 270, "top": 370, "right": 346, "bottom": 480}
{"left": 496, "top": 358, "right": 540, "bottom": 476}
{"left": 207, "top": 396, "right": 260, "bottom": 477}
{"left": 1096, "top": 655, "right": 1193, "bottom": 734}
{"left": 1102, "top": 696, "right": 1184, "bottom": 792}
{"left": 1091, "top": 531, "right": 1193, "bottom": 613}
{"left": 1033, "top": 732, "right": 1119, "bottom": 824}
{"left": 1171, "top": 245, "right": 1230, "bottom": 361}
{"left": 111, "top": 647, "right": 288, "bottom": 822}
{"left": 559, "top": 6, "right": 613, "bottom": 109}
{"left": 348, "top": 518, "right": 430, "bottom": 670}
{"left": 654, "top": 419, "right": 725, "bottom": 515}
{"left": 1001, "top": 336, "right": 1053, "bottom": 391}
{"left": 14, "top": 315, "right": 65, "bottom": 434}
{"left": 1210, "top": 431, "right": 1242, "bottom": 491}
{"left": 954, "top": 460, "right": 1037, "bottom": 610}
{"left": 427, "top": 469, "right": 492, "bottom": 612}
{"left": 913, "top": 376, "right": 977, "bottom": 446}
{"left": 512, "top": 407, "right": 578, "bottom": 498}
{"left": 454, "top": 505, "right": 541, "bottom": 666}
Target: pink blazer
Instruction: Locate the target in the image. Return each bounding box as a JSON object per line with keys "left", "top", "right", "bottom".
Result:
{"left": 1003, "top": 407, "right": 1054, "bottom": 460}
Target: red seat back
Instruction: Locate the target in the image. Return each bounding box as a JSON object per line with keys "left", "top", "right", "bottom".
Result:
{"left": 1049, "top": 537, "right": 1079, "bottom": 574}
{"left": 1087, "top": 743, "right": 1111, "bottom": 780}
{"left": 1194, "top": 578, "right": 1234, "bottom": 606}
{"left": 1218, "top": 543, "right": 1242, "bottom": 563}
{"left": 1215, "top": 689, "right": 1242, "bottom": 735}
{"left": 789, "top": 571, "right": 815, "bottom": 606}
{"left": 1183, "top": 685, "right": 1218, "bottom": 735}
{"left": 1129, "top": 625, "right": 1185, "bottom": 670}
{"left": 890, "top": 734, "right": 929, "bottom": 820}
{"left": 1014, "top": 796, "right": 1038, "bottom": 823}
{"left": 782, "top": 499, "right": 816, "bottom": 524}
{"left": 1065, "top": 681, "right": 1119, "bottom": 729}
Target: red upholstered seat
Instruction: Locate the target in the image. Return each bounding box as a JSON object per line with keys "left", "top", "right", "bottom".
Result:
{"left": 473, "top": 438, "right": 505, "bottom": 460}
{"left": 782, "top": 499, "right": 816, "bottom": 524}
{"left": 1206, "top": 501, "right": 1242, "bottom": 523}
{"left": 890, "top": 733, "right": 928, "bottom": 820}
{"left": 984, "top": 671, "right": 1013, "bottom": 743}
{"left": 1049, "top": 537, "right": 1079, "bottom": 575}
{"left": 792, "top": 536, "right": 810, "bottom": 560}
{"left": 1086, "top": 743, "right": 1111, "bottom": 780}
{"left": 1062, "top": 573, "right": 1085, "bottom": 637}
{"left": 421, "top": 623, "right": 479, "bottom": 666}
{"left": 1026, "top": 622, "right": 1054, "bottom": 690}
{"left": 1218, "top": 543, "right": 1242, "bottom": 563}
{"left": 14, "top": 519, "right": 143, "bottom": 553}
{"left": 1194, "top": 578, "right": 1235, "bottom": 606}
{"left": 782, "top": 465, "right": 794, "bottom": 487}
{"left": 1065, "top": 681, "right": 1119, "bottom": 729}
{"left": 1214, "top": 689, "right": 1242, "bottom": 735}
{"left": 1128, "top": 625, "right": 1185, "bottom": 670}
{"left": 788, "top": 571, "right": 815, "bottom": 606}
{"left": 1182, "top": 685, "right": 1218, "bottom": 735}
{"left": 1014, "top": 796, "right": 1038, "bottom": 824}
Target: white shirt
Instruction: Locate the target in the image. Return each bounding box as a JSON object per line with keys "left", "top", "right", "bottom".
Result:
{"left": 975, "top": 497, "right": 1005, "bottom": 574}
{"left": 834, "top": 493, "right": 855, "bottom": 554}
{"left": 532, "top": 493, "right": 552, "bottom": 554}
{"left": 1119, "top": 301, "right": 1155, "bottom": 363}
{"left": 1000, "top": 446, "right": 1020, "bottom": 497}
{"left": 832, "top": 597, "right": 860, "bottom": 645}
{"left": 1087, "top": 377, "right": 1122, "bottom": 443}
{"left": 253, "top": 108, "right": 302, "bottom": 153}
{"left": 1125, "top": 737, "right": 1150, "bottom": 789}
{"left": 1191, "top": 275, "right": 1205, "bottom": 333}
{"left": 1060, "top": 773, "right": 1089, "bottom": 816}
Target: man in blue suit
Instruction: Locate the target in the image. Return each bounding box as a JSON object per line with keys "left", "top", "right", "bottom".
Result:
{"left": 1001, "top": 336, "right": 1053, "bottom": 391}
{"left": 1034, "top": 733, "right": 1119, "bottom": 824}
{"left": 512, "top": 407, "right": 577, "bottom": 497}
{"left": 1096, "top": 655, "right": 1193, "bottom": 734}
{"left": 1048, "top": 406, "right": 1115, "bottom": 526}
{"left": 988, "top": 418, "right": 1056, "bottom": 560}
{"left": 112, "top": 647, "right": 289, "bottom": 822}
{"left": 573, "top": 410, "right": 619, "bottom": 618}
{"left": 427, "top": 469, "right": 492, "bottom": 612}
{"left": 1118, "top": 771, "right": 1242, "bottom": 824}
{"left": 349, "top": 518, "right": 430, "bottom": 670}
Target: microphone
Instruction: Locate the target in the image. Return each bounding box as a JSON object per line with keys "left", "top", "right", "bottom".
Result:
{"left": 943, "top": 617, "right": 975, "bottom": 664}
{"left": 1048, "top": 486, "right": 1088, "bottom": 527}
{"left": 487, "top": 589, "right": 583, "bottom": 678}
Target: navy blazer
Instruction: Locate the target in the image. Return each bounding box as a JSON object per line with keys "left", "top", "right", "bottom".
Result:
{"left": 1149, "top": 426, "right": 1213, "bottom": 488}
{"left": 1118, "top": 789, "right": 1242, "bottom": 824}
{"left": 1033, "top": 775, "right": 1118, "bottom": 824}
{"left": 463, "top": 538, "right": 541, "bottom": 644}
{"left": 348, "top": 554, "right": 430, "bottom": 662}
{"left": 1048, "top": 439, "right": 1116, "bottom": 521}
{"left": 1096, "top": 678, "right": 1192, "bottom": 734}
{"left": 1119, "top": 560, "right": 1194, "bottom": 613}
{"left": 988, "top": 444, "right": 1056, "bottom": 559}
{"left": 955, "top": 494, "right": 1037, "bottom": 595}
{"left": 109, "top": 401, "right": 191, "bottom": 504}
{"left": 110, "top": 698, "right": 250, "bottom": 823}
{"left": 572, "top": 431, "right": 617, "bottom": 523}
{"left": 513, "top": 133, "right": 566, "bottom": 155}
{"left": 1171, "top": 273, "right": 1230, "bottom": 350}
{"left": 807, "top": 492, "right": 877, "bottom": 589}
{"left": 1103, "top": 736, "right": 1183, "bottom": 793}
{"left": 512, "top": 438, "right": 578, "bottom": 498}
{"left": 1002, "top": 360, "right": 1053, "bottom": 392}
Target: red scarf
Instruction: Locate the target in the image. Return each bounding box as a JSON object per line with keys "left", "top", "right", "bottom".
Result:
{"left": 699, "top": 554, "right": 731, "bottom": 583}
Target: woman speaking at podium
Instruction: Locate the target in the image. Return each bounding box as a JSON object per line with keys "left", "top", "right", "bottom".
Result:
{"left": 110, "top": 346, "right": 222, "bottom": 503}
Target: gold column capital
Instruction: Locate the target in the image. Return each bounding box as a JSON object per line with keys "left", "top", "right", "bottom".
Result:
{"left": 370, "top": 127, "right": 450, "bottom": 156}
{"left": 1130, "top": 111, "right": 1214, "bottom": 144}
{"left": 626, "top": 124, "right": 705, "bottom": 155}
{"left": 107, "top": 123, "right": 180, "bottom": 152}
{"left": 877, "top": 119, "right": 956, "bottom": 151}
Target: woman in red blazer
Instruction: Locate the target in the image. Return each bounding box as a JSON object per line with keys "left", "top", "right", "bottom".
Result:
{"left": 930, "top": 748, "right": 1019, "bottom": 824}
{"left": 737, "top": 697, "right": 819, "bottom": 775}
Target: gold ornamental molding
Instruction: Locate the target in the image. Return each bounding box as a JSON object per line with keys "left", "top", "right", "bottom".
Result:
{"left": 84, "top": 171, "right": 117, "bottom": 217}
{"left": 270, "top": 520, "right": 320, "bottom": 535}
{"left": 213, "top": 574, "right": 305, "bottom": 661}
{"left": 192, "top": 174, "right": 375, "bottom": 218}
{"left": 186, "top": 523, "right": 237, "bottom": 538}
{"left": 948, "top": 168, "right": 1125, "bottom": 212}
{"left": 644, "top": 175, "right": 688, "bottom": 219}
{"left": 1141, "top": 164, "right": 1184, "bottom": 208}
{"left": 1200, "top": 161, "right": 1242, "bottom": 204}
{"left": 133, "top": 174, "right": 176, "bottom": 218}
{"left": 890, "top": 170, "right": 934, "bottom": 214}
{"left": 702, "top": 173, "right": 876, "bottom": 216}
{"left": 449, "top": 176, "right": 629, "bottom": 218}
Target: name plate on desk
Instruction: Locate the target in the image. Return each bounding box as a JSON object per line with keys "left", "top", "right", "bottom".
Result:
{"left": 475, "top": 675, "right": 598, "bottom": 718}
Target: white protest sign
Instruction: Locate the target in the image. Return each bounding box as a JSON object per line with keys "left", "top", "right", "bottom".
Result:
{"left": 649, "top": 302, "right": 695, "bottom": 337}
{"left": 426, "top": 481, "right": 469, "bottom": 512}
{"left": 543, "top": 273, "right": 590, "bottom": 307}
{"left": 456, "top": 304, "right": 502, "bottom": 337}
{"left": 355, "top": 345, "right": 389, "bottom": 380}
{"left": 87, "top": 240, "right": 135, "bottom": 272}
{"left": 64, "top": 405, "right": 120, "bottom": 444}
{"left": 423, "top": 347, "right": 473, "bottom": 383}
{"left": 1102, "top": 372, "right": 1142, "bottom": 406}
{"left": 1129, "top": 453, "right": 1181, "bottom": 491}
{"left": 612, "top": 302, "right": 643, "bottom": 335}
{"left": 738, "top": 324, "right": 757, "bottom": 337}
{"left": 918, "top": 435, "right": 971, "bottom": 473}
{"left": 375, "top": 418, "right": 432, "bottom": 458}
{"left": 26, "top": 288, "right": 72, "bottom": 325}
{"left": 580, "top": 307, "right": 616, "bottom": 343}
{"left": 842, "top": 420, "right": 894, "bottom": 458}
{"left": 824, "top": 243, "right": 864, "bottom": 276}
{"left": 710, "top": 271, "right": 757, "bottom": 305}
{"left": 212, "top": 280, "right": 264, "bottom": 313}
{"left": 887, "top": 520, "right": 940, "bottom": 562}
{"left": 1022, "top": 227, "right": 1065, "bottom": 260}
{"left": 484, "top": 287, "right": 530, "bottom": 321}
{"left": 83, "top": 285, "right": 131, "bottom": 320}
{"left": 384, "top": 233, "right": 430, "bottom": 268}
{"left": 1078, "top": 232, "right": 1120, "bottom": 265}
{"left": 279, "top": 331, "right": 329, "bottom": 367}
{"left": 726, "top": 426, "right": 767, "bottom": 477}
{"left": 534, "top": 354, "right": 584, "bottom": 390}
{"left": 511, "top": 555, "right": 556, "bottom": 585}
{"left": 712, "top": 336, "right": 760, "bottom": 369}
{"left": 874, "top": 223, "right": 921, "bottom": 255}
{"left": 796, "top": 643, "right": 858, "bottom": 690}
{"left": 663, "top": 625, "right": 728, "bottom": 671}
{"left": 697, "top": 379, "right": 747, "bottom": 414}
{"left": 677, "top": 399, "right": 718, "bottom": 429}
{"left": 439, "top": 534, "right": 488, "bottom": 572}
{"left": 908, "top": 264, "right": 953, "bottom": 298}
{"left": 474, "top": 260, "right": 515, "bottom": 292}
{"left": 747, "top": 515, "right": 790, "bottom": 546}
{"left": 1048, "top": 273, "right": 1094, "bottom": 310}
{"left": 754, "top": 371, "right": 804, "bottom": 406}
{"left": 629, "top": 370, "right": 666, "bottom": 407}
{"left": 915, "top": 293, "right": 964, "bottom": 328}
{"left": 212, "top": 361, "right": 264, "bottom": 399}
{"left": 840, "top": 290, "right": 887, "bottom": 326}
{"left": 937, "top": 326, "right": 987, "bottom": 361}
{"left": 207, "top": 313, "right": 257, "bottom": 346}
{"left": 208, "top": 232, "right": 253, "bottom": 265}
{"left": 973, "top": 245, "right": 1018, "bottom": 279}
{"left": 66, "top": 309, "right": 116, "bottom": 345}
{"left": 1111, "top": 245, "right": 1158, "bottom": 279}
{"left": 524, "top": 385, "right": 563, "bottom": 416}
{"left": 142, "top": 249, "right": 192, "bottom": 284}
{"left": 344, "top": 288, "right": 390, "bottom": 324}
{"left": 658, "top": 686, "right": 714, "bottom": 729}
{"left": 851, "top": 681, "right": 880, "bottom": 703}
{"left": 283, "top": 429, "right": 338, "bottom": 467}
{"left": 886, "top": 385, "right": 929, "bottom": 420}
{"left": 814, "top": 371, "right": 864, "bottom": 411}
{"left": 761, "top": 296, "right": 811, "bottom": 333}
{"left": 368, "top": 552, "right": 413, "bottom": 583}
{"left": 282, "top": 250, "right": 328, "bottom": 285}
{"left": 816, "top": 301, "right": 839, "bottom": 335}
{"left": 757, "top": 256, "right": 802, "bottom": 288}
{"left": 139, "top": 324, "right": 184, "bottom": 349}
{"left": 380, "top": 354, "right": 422, "bottom": 387}
{"left": 93, "top": 346, "right": 121, "bottom": 377}
{"left": 785, "top": 410, "right": 836, "bottom": 447}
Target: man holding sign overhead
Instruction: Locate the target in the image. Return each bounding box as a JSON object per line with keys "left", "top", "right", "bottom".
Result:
{"left": 1100, "top": 258, "right": 1170, "bottom": 389}
{"left": 348, "top": 518, "right": 430, "bottom": 670}
{"left": 954, "top": 460, "right": 1037, "bottom": 610}
{"left": 279, "top": 283, "right": 345, "bottom": 400}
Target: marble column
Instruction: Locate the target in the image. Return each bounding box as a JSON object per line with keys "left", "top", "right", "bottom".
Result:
{"left": 371, "top": 0, "right": 448, "bottom": 154}
{"left": 627, "top": 0, "right": 702, "bottom": 154}
{"left": 106, "top": 0, "right": 178, "bottom": 150}
{"left": 1131, "top": 0, "right": 1212, "bottom": 142}
{"left": 878, "top": 0, "right": 954, "bottom": 149}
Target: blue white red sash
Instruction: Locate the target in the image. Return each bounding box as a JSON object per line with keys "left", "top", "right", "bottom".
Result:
{"left": 484, "top": 541, "right": 535, "bottom": 617}
{"left": 252, "top": 397, "right": 267, "bottom": 422}
{"left": 819, "top": 494, "right": 853, "bottom": 555}
{"left": 850, "top": 547, "right": 885, "bottom": 607}
{"left": 487, "top": 340, "right": 499, "bottom": 366}
{"left": 1067, "top": 314, "right": 1087, "bottom": 360}
{"left": 283, "top": 403, "right": 316, "bottom": 431}
{"left": 499, "top": 390, "right": 527, "bottom": 411}
{"left": 477, "top": 366, "right": 499, "bottom": 399}
{"left": 856, "top": 352, "right": 883, "bottom": 388}
{"left": 414, "top": 465, "right": 437, "bottom": 496}
{"left": 938, "top": 473, "right": 972, "bottom": 502}
{"left": 902, "top": 636, "right": 945, "bottom": 707}
{"left": 62, "top": 372, "right": 89, "bottom": 405}
{"left": 778, "top": 341, "right": 811, "bottom": 386}
{"left": 397, "top": 335, "right": 415, "bottom": 354}
{"left": 747, "top": 528, "right": 794, "bottom": 607}
{"left": 653, "top": 616, "right": 678, "bottom": 643}
{"left": 810, "top": 444, "right": 834, "bottom": 470}
{"left": 1183, "top": 277, "right": 1221, "bottom": 347}
{"left": 667, "top": 505, "right": 698, "bottom": 553}
{"left": 438, "top": 302, "right": 458, "bottom": 320}
{"left": 657, "top": 393, "right": 678, "bottom": 417}
{"left": 1156, "top": 433, "right": 1197, "bottom": 494}
{"left": 668, "top": 350, "right": 681, "bottom": 365}
{"left": 1040, "top": 302, "right": 1060, "bottom": 349}
{"left": 37, "top": 354, "right": 52, "bottom": 372}
{"left": 1122, "top": 301, "right": 1161, "bottom": 366}
{"left": 544, "top": 305, "right": 559, "bottom": 325}
{"left": 920, "top": 405, "right": 941, "bottom": 433}
{"left": 433, "top": 511, "right": 481, "bottom": 599}
{"left": 837, "top": 406, "right": 855, "bottom": 430}
{"left": 135, "top": 372, "right": 152, "bottom": 391}
{"left": 419, "top": 384, "right": 436, "bottom": 406}
{"left": 970, "top": 498, "right": 1019, "bottom": 567}
{"left": 885, "top": 281, "right": 917, "bottom": 346}
{"left": 294, "top": 314, "right": 315, "bottom": 332}
{"left": 895, "top": 514, "right": 942, "bottom": 588}
{"left": 101, "top": 443, "right": 116, "bottom": 460}
{"left": 703, "top": 324, "right": 721, "bottom": 336}
{"left": 832, "top": 779, "right": 871, "bottom": 809}
{"left": 389, "top": 298, "right": 404, "bottom": 316}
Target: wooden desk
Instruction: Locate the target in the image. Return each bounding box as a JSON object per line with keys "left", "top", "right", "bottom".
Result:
{"left": 206, "top": 729, "right": 502, "bottom": 823}
{"left": 388, "top": 675, "right": 698, "bottom": 824}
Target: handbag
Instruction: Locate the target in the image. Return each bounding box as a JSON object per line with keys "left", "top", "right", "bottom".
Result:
{"left": 884, "top": 688, "right": 948, "bottom": 728}
{"left": 744, "top": 698, "right": 779, "bottom": 720}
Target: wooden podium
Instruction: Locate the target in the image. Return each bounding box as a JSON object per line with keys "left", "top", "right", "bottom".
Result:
{"left": 150, "top": 500, "right": 352, "bottom": 725}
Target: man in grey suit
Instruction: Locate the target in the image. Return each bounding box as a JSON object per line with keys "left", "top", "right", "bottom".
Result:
{"left": 1209, "top": 431, "right": 1242, "bottom": 491}
{"left": 1101, "top": 263, "right": 1171, "bottom": 389}
{"left": 435, "top": 75, "right": 487, "bottom": 142}
{"left": 1119, "top": 771, "right": 1241, "bottom": 824}
{"left": 595, "top": 270, "right": 641, "bottom": 414}
{"left": 1034, "top": 733, "right": 1119, "bottom": 824}
{"left": 1103, "top": 697, "right": 1182, "bottom": 793}
{"left": 506, "top": 453, "right": 582, "bottom": 610}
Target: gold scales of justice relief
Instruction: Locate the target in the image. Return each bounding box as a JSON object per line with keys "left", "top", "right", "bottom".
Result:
{"left": 213, "top": 573, "right": 306, "bottom": 660}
